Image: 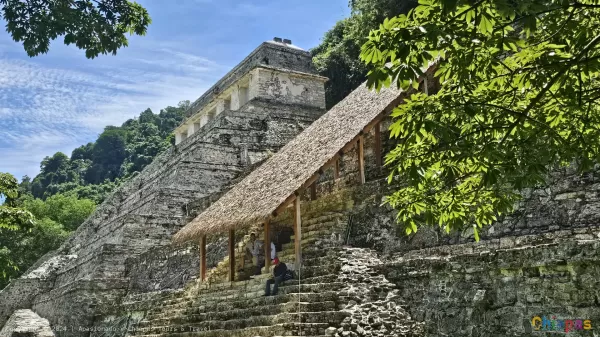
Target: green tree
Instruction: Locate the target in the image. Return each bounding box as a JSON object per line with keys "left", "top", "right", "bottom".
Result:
{"left": 31, "top": 152, "right": 77, "bottom": 198}
{"left": 71, "top": 143, "right": 94, "bottom": 161}
{"left": 362, "top": 0, "right": 600, "bottom": 239}
{"left": 22, "top": 194, "right": 95, "bottom": 231}
{"left": 0, "top": 173, "right": 34, "bottom": 231}
{"left": 87, "top": 127, "right": 128, "bottom": 183}
{"left": 312, "top": 0, "right": 417, "bottom": 108}
{"left": 0, "top": 173, "right": 34, "bottom": 281}
{"left": 23, "top": 101, "right": 189, "bottom": 202}
{"left": 0, "top": 191, "right": 94, "bottom": 288}
{"left": 1, "top": 0, "right": 151, "bottom": 58}
{"left": 0, "top": 216, "right": 69, "bottom": 289}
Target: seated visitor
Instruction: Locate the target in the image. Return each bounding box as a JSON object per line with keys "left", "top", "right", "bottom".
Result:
{"left": 254, "top": 241, "right": 276, "bottom": 275}
{"left": 239, "top": 232, "right": 261, "bottom": 272}
{"left": 264, "top": 258, "right": 294, "bottom": 296}
{"left": 241, "top": 233, "right": 277, "bottom": 276}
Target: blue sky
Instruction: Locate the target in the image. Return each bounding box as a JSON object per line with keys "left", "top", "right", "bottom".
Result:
{"left": 0, "top": 0, "right": 350, "bottom": 181}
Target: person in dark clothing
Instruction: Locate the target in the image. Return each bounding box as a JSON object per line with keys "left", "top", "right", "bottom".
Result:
{"left": 264, "top": 258, "right": 293, "bottom": 296}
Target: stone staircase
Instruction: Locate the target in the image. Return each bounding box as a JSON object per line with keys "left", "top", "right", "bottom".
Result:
{"left": 129, "top": 212, "right": 350, "bottom": 337}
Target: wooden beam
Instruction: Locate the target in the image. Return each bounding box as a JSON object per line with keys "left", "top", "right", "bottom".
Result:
{"left": 374, "top": 122, "right": 382, "bottom": 167}
{"left": 272, "top": 170, "right": 323, "bottom": 217}
{"left": 264, "top": 220, "right": 271, "bottom": 273}
{"left": 340, "top": 115, "right": 386, "bottom": 155}
{"left": 357, "top": 136, "right": 365, "bottom": 185}
{"left": 301, "top": 173, "right": 320, "bottom": 190}
{"left": 293, "top": 197, "right": 302, "bottom": 270}
{"left": 310, "top": 182, "right": 317, "bottom": 200}
{"left": 200, "top": 235, "right": 207, "bottom": 282}
{"left": 228, "top": 229, "right": 235, "bottom": 282}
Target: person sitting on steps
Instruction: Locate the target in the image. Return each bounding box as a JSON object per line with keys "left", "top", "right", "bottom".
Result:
{"left": 255, "top": 240, "right": 276, "bottom": 276}
{"left": 239, "top": 232, "right": 261, "bottom": 274}
{"left": 264, "top": 257, "right": 294, "bottom": 296}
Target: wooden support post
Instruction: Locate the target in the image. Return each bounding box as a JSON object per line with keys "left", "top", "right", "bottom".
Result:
{"left": 374, "top": 122, "right": 382, "bottom": 168}
{"left": 264, "top": 220, "right": 271, "bottom": 273}
{"left": 294, "top": 197, "right": 302, "bottom": 270}
{"left": 357, "top": 136, "right": 365, "bottom": 185}
{"left": 228, "top": 229, "right": 235, "bottom": 282}
{"left": 200, "top": 235, "right": 207, "bottom": 282}
{"left": 334, "top": 159, "right": 340, "bottom": 179}
{"left": 310, "top": 182, "right": 317, "bottom": 200}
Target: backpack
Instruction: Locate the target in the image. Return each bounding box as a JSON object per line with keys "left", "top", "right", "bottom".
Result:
{"left": 283, "top": 269, "right": 295, "bottom": 281}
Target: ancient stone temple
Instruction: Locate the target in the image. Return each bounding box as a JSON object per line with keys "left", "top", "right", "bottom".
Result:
{"left": 0, "top": 39, "right": 328, "bottom": 336}
{"left": 4, "top": 38, "right": 600, "bottom": 337}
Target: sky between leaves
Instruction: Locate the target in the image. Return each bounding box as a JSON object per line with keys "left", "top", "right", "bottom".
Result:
{"left": 0, "top": 0, "right": 349, "bottom": 180}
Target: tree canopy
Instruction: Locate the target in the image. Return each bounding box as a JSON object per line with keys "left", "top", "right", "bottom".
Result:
{"left": 1, "top": 0, "right": 151, "bottom": 58}
{"left": 361, "top": 0, "right": 600, "bottom": 239}
{"left": 0, "top": 173, "right": 92, "bottom": 288}
{"left": 0, "top": 173, "right": 33, "bottom": 232}
{"left": 311, "top": 0, "right": 418, "bottom": 108}
{"left": 29, "top": 101, "right": 190, "bottom": 202}
{"left": 0, "top": 172, "right": 35, "bottom": 281}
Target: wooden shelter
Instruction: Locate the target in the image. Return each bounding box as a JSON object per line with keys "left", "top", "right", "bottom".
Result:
{"left": 173, "top": 67, "right": 433, "bottom": 282}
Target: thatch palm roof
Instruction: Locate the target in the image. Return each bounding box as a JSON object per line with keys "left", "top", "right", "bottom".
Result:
{"left": 172, "top": 80, "right": 413, "bottom": 244}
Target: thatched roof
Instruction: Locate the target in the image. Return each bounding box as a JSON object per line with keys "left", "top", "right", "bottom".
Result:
{"left": 172, "top": 79, "right": 414, "bottom": 244}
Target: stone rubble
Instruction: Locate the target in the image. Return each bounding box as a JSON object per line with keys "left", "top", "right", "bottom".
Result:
{"left": 0, "top": 310, "right": 54, "bottom": 337}
{"left": 329, "top": 248, "right": 424, "bottom": 337}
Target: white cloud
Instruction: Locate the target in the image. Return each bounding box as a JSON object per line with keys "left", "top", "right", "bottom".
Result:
{"left": 0, "top": 43, "right": 226, "bottom": 180}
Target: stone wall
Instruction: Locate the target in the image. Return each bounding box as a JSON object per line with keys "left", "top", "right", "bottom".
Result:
{"left": 330, "top": 145, "right": 600, "bottom": 336}
{"left": 183, "top": 41, "right": 317, "bottom": 119}
{"left": 346, "top": 165, "right": 600, "bottom": 254}
{"left": 255, "top": 68, "right": 327, "bottom": 109}
{"left": 383, "top": 229, "right": 600, "bottom": 337}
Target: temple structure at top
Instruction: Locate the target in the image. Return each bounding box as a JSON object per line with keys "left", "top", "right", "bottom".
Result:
{"left": 174, "top": 38, "right": 328, "bottom": 145}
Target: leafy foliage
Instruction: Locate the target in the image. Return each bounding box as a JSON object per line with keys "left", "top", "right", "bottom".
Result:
{"left": 22, "top": 194, "right": 95, "bottom": 231}
{"left": 28, "top": 101, "right": 190, "bottom": 202}
{"left": 0, "top": 173, "right": 34, "bottom": 231}
{"left": 1, "top": 172, "right": 96, "bottom": 288}
{"left": 312, "top": 0, "right": 418, "bottom": 108}
{"left": 0, "top": 172, "right": 34, "bottom": 282}
{"left": 361, "top": 0, "right": 600, "bottom": 239}
{"left": 0, "top": 216, "right": 70, "bottom": 288}
{"left": 1, "top": 0, "right": 151, "bottom": 58}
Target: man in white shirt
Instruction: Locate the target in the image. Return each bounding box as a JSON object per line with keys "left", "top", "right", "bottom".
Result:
{"left": 268, "top": 241, "right": 276, "bottom": 260}
{"left": 246, "top": 233, "right": 262, "bottom": 258}
{"left": 244, "top": 233, "right": 277, "bottom": 275}
{"left": 259, "top": 241, "right": 276, "bottom": 274}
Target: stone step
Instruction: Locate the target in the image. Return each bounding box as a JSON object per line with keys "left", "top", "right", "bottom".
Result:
{"left": 278, "top": 244, "right": 341, "bottom": 260}
{"left": 156, "top": 260, "right": 340, "bottom": 305}
{"left": 133, "top": 322, "right": 330, "bottom": 337}
{"left": 137, "top": 313, "right": 342, "bottom": 336}
{"left": 144, "top": 273, "right": 341, "bottom": 316}
{"left": 302, "top": 213, "right": 345, "bottom": 226}
{"left": 146, "top": 289, "right": 340, "bottom": 318}
{"left": 159, "top": 281, "right": 345, "bottom": 319}
{"left": 140, "top": 301, "right": 338, "bottom": 327}
{"left": 300, "top": 223, "right": 344, "bottom": 235}
{"left": 292, "top": 222, "right": 346, "bottom": 237}
{"left": 277, "top": 253, "right": 339, "bottom": 266}
{"left": 282, "top": 237, "right": 331, "bottom": 251}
